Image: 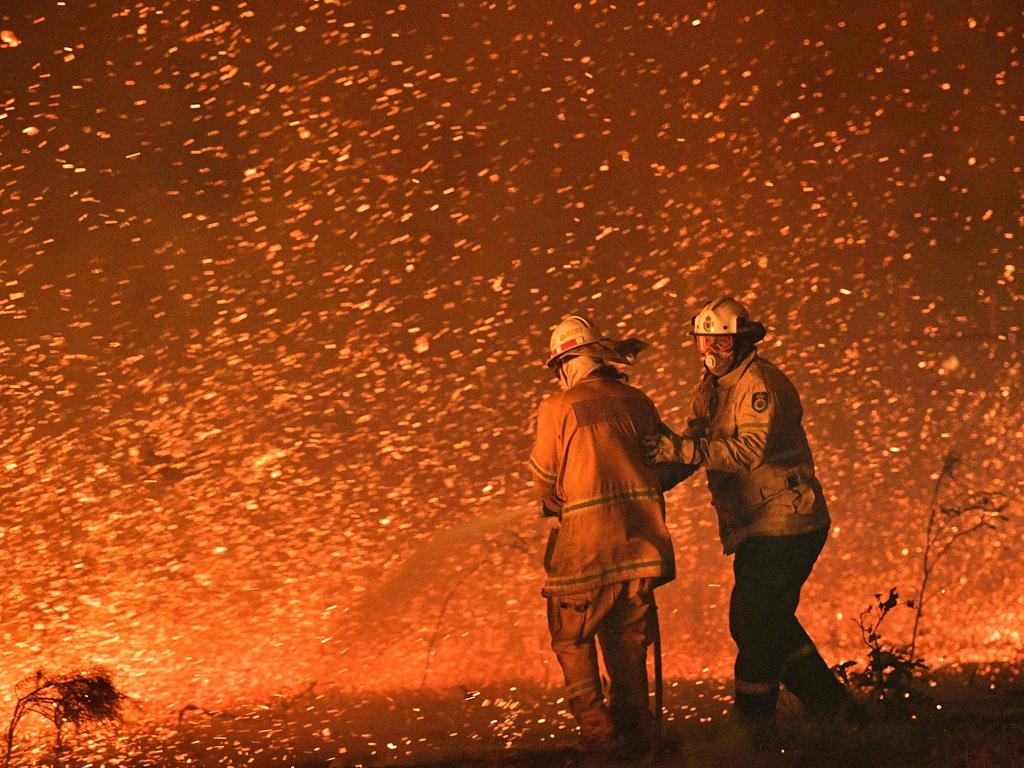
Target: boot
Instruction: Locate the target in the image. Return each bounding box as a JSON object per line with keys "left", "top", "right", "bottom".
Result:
{"left": 611, "top": 704, "right": 657, "bottom": 757}
{"left": 573, "top": 701, "right": 623, "bottom": 754}
{"left": 782, "top": 652, "right": 856, "bottom": 721}
{"left": 733, "top": 689, "right": 781, "bottom": 754}
{"left": 828, "top": 689, "right": 869, "bottom": 734}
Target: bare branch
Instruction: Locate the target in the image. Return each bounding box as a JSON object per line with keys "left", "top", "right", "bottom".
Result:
{"left": 911, "top": 452, "right": 1014, "bottom": 659}
{"left": 3, "top": 669, "right": 128, "bottom": 768}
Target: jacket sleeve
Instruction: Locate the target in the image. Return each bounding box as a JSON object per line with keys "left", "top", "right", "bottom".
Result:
{"left": 705, "top": 376, "right": 774, "bottom": 473}
{"left": 655, "top": 461, "right": 699, "bottom": 492}
{"left": 682, "top": 391, "right": 709, "bottom": 439}
{"left": 645, "top": 396, "right": 700, "bottom": 491}
{"left": 528, "top": 396, "right": 563, "bottom": 515}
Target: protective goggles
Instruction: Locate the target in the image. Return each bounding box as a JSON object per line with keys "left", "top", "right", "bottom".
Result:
{"left": 695, "top": 334, "right": 735, "bottom": 354}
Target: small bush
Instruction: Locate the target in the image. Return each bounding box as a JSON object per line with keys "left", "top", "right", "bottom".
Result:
{"left": 835, "top": 587, "right": 927, "bottom": 704}
{"left": 3, "top": 668, "right": 128, "bottom": 768}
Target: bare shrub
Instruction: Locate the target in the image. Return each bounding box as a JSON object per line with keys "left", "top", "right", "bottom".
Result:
{"left": 835, "top": 587, "right": 926, "bottom": 703}
{"left": 910, "top": 452, "right": 1010, "bottom": 658}
{"left": 3, "top": 668, "right": 128, "bottom": 768}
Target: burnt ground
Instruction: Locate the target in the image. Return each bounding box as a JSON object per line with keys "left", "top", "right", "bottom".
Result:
{"left": 7, "top": 668, "right": 1024, "bottom": 767}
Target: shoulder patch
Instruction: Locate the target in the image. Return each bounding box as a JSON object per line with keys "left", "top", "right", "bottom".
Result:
{"left": 751, "top": 391, "right": 770, "bottom": 413}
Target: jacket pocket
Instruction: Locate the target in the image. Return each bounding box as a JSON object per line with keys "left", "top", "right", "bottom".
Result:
{"left": 547, "top": 596, "right": 590, "bottom": 645}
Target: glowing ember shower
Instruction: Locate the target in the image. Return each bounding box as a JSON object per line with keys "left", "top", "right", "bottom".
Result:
{"left": 0, "top": 0, "right": 1021, "bottom": 728}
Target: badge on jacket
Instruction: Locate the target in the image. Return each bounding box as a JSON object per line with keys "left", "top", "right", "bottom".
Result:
{"left": 751, "top": 391, "right": 770, "bottom": 413}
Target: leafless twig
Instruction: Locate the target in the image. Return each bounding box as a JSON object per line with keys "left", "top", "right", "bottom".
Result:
{"left": 3, "top": 668, "right": 128, "bottom": 768}
{"left": 910, "top": 452, "right": 1011, "bottom": 658}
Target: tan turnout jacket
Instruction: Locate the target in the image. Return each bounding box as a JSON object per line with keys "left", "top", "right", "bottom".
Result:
{"left": 528, "top": 372, "right": 676, "bottom": 597}
{"left": 686, "top": 350, "right": 830, "bottom": 554}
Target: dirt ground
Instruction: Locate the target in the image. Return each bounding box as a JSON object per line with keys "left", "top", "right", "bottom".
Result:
{"left": 7, "top": 668, "right": 1024, "bottom": 767}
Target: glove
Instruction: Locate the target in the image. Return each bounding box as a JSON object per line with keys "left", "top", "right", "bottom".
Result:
{"left": 540, "top": 504, "right": 561, "bottom": 531}
{"left": 686, "top": 417, "right": 709, "bottom": 440}
{"left": 677, "top": 435, "right": 704, "bottom": 465}
{"left": 642, "top": 430, "right": 704, "bottom": 465}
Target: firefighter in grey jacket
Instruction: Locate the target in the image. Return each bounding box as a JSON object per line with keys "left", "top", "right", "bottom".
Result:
{"left": 645, "top": 297, "right": 853, "bottom": 727}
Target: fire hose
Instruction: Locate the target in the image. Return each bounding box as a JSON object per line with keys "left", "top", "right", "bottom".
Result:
{"left": 652, "top": 592, "right": 663, "bottom": 742}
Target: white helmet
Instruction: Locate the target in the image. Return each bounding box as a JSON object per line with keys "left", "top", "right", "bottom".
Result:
{"left": 691, "top": 297, "right": 757, "bottom": 336}
{"left": 546, "top": 315, "right": 605, "bottom": 368}
{"left": 691, "top": 298, "right": 766, "bottom": 376}
{"left": 546, "top": 315, "right": 648, "bottom": 369}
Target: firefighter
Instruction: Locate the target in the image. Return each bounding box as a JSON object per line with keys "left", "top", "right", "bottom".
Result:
{"left": 644, "top": 297, "right": 856, "bottom": 733}
{"left": 528, "top": 315, "right": 688, "bottom": 755}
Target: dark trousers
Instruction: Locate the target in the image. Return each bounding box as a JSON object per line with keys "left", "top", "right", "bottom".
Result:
{"left": 730, "top": 527, "right": 847, "bottom": 718}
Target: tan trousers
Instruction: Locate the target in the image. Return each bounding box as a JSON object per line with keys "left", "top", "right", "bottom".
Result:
{"left": 547, "top": 579, "right": 654, "bottom": 744}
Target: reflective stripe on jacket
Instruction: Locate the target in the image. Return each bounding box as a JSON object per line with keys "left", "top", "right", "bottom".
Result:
{"left": 528, "top": 372, "right": 676, "bottom": 596}
{"left": 685, "top": 351, "right": 830, "bottom": 554}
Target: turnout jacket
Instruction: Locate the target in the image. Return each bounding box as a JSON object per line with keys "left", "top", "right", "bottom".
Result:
{"left": 685, "top": 350, "right": 830, "bottom": 554}
{"left": 528, "top": 372, "right": 677, "bottom": 597}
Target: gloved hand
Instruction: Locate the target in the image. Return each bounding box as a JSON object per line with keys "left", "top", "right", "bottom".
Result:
{"left": 541, "top": 503, "right": 560, "bottom": 519}
{"left": 541, "top": 503, "right": 562, "bottom": 529}
{"left": 643, "top": 432, "right": 679, "bottom": 464}
{"left": 686, "top": 417, "right": 709, "bottom": 440}
{"left": 642, "top": 430, "right": 704, "bottom": 465}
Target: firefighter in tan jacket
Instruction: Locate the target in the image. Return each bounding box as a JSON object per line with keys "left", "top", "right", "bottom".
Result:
{"left": 528, "top": 315, "right": 683, "bottom": 755}
{"left": 646, "top": 298, "right": 854, "bottom": 730}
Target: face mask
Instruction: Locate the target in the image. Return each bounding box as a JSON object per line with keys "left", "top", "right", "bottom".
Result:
{"left": 696, "top": 334, "right": 736, "bottom": 376}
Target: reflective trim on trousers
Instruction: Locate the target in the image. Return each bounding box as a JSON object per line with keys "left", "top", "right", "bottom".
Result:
{"left": 567, "top": 678, "right": 601, "bottom": 698}
{"left": 735, "top": 677, "right": 779, "bottom": 696}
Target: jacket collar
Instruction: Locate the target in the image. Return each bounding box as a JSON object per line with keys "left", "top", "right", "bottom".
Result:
{"left": 709, "top": 349, "right": 757, "bottom": 390}
{"left": 560, "top": 355, "right": 604, "bottom": 391}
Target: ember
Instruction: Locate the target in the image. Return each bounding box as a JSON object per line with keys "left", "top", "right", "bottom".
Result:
{"left": 0, "top": 1, "right": 1020, "bottom": 764}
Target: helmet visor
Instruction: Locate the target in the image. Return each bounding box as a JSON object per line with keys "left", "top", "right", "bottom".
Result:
{"left": 695, "top": 334, "right": 735, "bottom": 355}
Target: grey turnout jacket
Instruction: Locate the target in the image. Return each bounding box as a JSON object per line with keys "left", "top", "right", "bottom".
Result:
{"left": 685, "top": 350, "right": 830, "bottom": 554}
